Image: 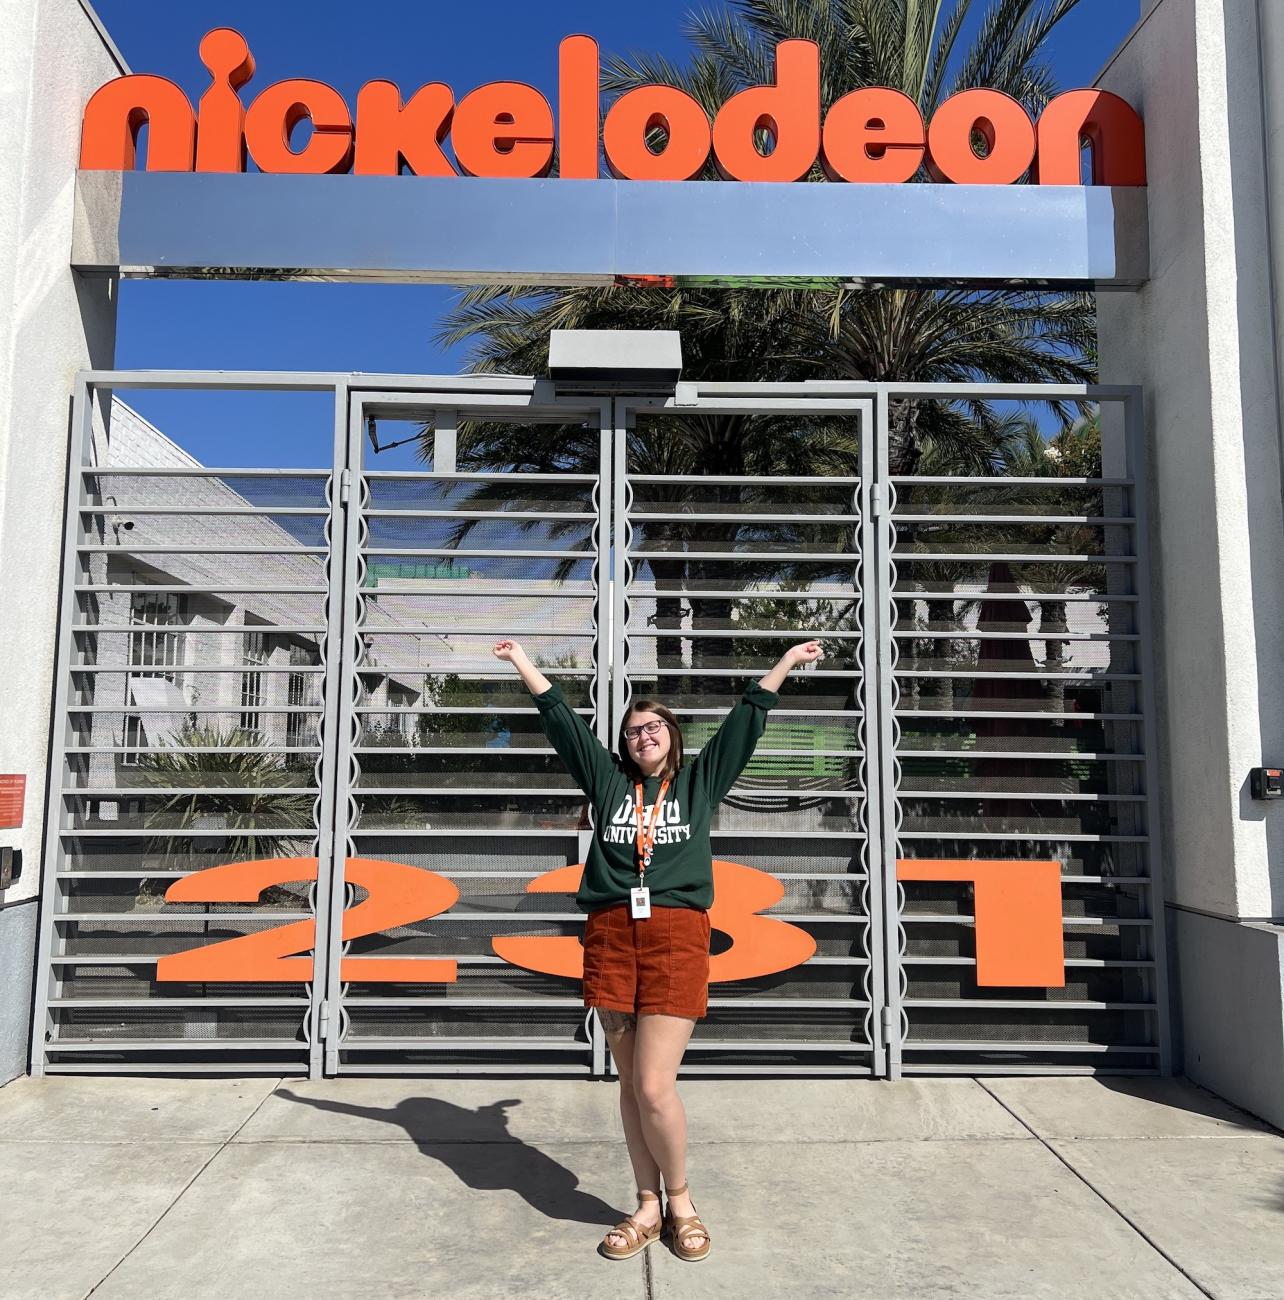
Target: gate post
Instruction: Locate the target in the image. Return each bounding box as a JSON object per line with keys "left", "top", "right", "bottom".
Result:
{"left": 308, "top": 379, "right": 355, "bottom": 1079}
{"left": 871, "top": 386, "right": 904, "bottom": 1079}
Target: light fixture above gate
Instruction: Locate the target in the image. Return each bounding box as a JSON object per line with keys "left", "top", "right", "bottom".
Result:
{"left": 547, "top": 329, "right": 683, "bottom": 390}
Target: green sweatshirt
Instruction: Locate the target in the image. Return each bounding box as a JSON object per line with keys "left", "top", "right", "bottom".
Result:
{"left": 532, "top": 681, "right": 779, "bottom": 912}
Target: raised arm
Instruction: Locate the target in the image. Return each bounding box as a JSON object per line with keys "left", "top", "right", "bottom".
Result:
{"left": 691, "top": 639, "right": 823, "bottom": 805}
{"left": 757, "top": 639, "right": 823, "bottom": 693}
{"left": 493, "top": 639, "right": 553, "bottom": 697}
{"left": 493, "top": 639, "right": 615, "bottom": 804}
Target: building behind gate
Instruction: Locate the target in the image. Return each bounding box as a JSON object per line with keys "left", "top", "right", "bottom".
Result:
{"left": 2, "top": 0, "right": 1283, "bottom": 1129}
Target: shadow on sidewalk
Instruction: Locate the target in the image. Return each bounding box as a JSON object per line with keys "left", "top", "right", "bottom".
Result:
{"left": 275, "top": 1088, "right": 620, "bottom": 1228}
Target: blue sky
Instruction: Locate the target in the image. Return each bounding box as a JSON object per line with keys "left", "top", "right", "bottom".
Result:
{"left": 89, "top": 0, "right": 1140, "bottom": 466}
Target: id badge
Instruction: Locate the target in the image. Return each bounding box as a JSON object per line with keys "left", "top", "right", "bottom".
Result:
{"left": 630, "top": 886, "right": 652, "bottom": 919}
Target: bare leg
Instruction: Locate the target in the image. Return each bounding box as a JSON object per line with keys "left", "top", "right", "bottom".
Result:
{"left": 601, "top": 1012, "right": 662, "bottom": 1249}
{"left": 632, "top": 1012, "right": 706, "bottom": 1250}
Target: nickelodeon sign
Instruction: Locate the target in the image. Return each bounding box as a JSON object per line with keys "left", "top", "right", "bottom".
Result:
{"left": 80, "top": 29, "right": 1145, "bottom": 187}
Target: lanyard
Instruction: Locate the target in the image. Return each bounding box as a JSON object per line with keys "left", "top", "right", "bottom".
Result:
{"left": 633, "top": 777, "right": 671, "bottom": 879}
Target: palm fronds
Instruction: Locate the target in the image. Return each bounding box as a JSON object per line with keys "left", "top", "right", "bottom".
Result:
{"left": 437, "top": 0, "right": 1095, "bottom": 477}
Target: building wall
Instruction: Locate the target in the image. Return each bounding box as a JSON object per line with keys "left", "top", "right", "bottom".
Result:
{"left": 0, "top": 0, "right": 123, "bottom": 1082}
{"left": 1097, "top": 0, "right": 1284, "bottom": 1125}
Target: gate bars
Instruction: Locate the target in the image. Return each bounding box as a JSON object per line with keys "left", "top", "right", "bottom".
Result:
{"left": 614, "top": 394, "right": 885, "bottom": 1075}
{"left": 324, "top": 386, "right": 613, "bottom": 1076}
{"left": 872, "top": 384, "right": 1168, "bottom": 1076}
{"left": 32, "top": 372, "right": 1171, "bottom": 1079}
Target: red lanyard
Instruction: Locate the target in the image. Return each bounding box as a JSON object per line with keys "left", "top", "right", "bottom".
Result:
{"left": 633, "top": 778, "right": 670, "bottom": 879}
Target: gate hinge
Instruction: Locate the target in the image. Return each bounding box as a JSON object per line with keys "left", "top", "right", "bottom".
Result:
{"left": 870, "top": 483, "right": 887, "bottom": 517}
{"left": 339, "top": 469, "right": 351, "bottom": 506}
{"left": 319, "top": 999, "right": 332, "bottom": 1037}
{"left": 880, "top": 1006, "right": 894, "bottom": 1038}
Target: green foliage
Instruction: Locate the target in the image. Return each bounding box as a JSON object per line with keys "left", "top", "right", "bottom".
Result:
{"left": 1047, "top": 414, "right": 1104, "bottom": 479}
{"left": 719, "top": 594, "right": 857, "bottom": 662}
{"left": 131, "top": 725, "right": 315, "bottom": 898}
{"left": 425, "top": 1, "right": 1106, "bottom": 773}
{"left": 414, "top": 672, "right": 496, "bottom": 744}
{"left": 437, "top": 0, "right": 1096, "bottom": 475}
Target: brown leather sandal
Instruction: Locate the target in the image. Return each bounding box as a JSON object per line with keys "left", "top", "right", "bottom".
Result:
{"left": 600, "top": 1190, "right": 662, "bottom": 1260}
{"left": 663, "top": 1181, "right": 711, "bottom": 1262}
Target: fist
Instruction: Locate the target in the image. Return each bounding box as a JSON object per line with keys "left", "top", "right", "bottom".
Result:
{"left": 492, "top": 639, "right": 522, "bottom": 662}
{"left": 789, "top": 640, "right": 824, "bottom": 666}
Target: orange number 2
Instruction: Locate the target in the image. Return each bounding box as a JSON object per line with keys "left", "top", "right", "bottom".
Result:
{"left": 156, "top": 857, "right": 459, "bottom": 984}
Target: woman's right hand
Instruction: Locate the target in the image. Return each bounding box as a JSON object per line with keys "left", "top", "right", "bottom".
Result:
{"left": 493, "top": 639, "right": 550, "bottom": 695}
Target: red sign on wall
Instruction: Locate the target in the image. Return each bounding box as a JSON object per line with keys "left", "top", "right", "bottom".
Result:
{"left": 0, "top": 775, "right": 26, "bottom": 830}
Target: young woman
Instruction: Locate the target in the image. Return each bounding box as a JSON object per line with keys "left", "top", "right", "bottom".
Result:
{"left": 492, "top": 636, "right": 823, "bottom": 1262}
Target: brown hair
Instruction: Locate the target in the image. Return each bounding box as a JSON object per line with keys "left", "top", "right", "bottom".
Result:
{"left": 617, "top": 699, "right": 684, "bottom": 781}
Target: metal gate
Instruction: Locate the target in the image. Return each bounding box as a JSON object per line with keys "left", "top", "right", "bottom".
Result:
{"left": 33, "top": 372, "right": 1170, "bottom": 1078}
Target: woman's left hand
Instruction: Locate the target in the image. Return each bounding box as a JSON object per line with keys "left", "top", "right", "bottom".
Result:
{"left": 788, "top": 640, "right": 824, "bottom": 667}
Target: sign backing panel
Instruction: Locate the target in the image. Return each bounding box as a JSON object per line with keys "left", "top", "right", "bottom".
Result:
{"left": 72, "top": 172, "right": 1149, "bottom": 288}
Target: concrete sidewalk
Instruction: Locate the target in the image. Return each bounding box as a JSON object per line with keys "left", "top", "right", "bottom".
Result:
{"left": 0, "top": 1073, "right": 1281, "bottom": 1300}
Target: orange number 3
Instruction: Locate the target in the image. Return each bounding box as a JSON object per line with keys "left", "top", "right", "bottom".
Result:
{"left": 492, "top": 861, "right": 815, "bottom": 981}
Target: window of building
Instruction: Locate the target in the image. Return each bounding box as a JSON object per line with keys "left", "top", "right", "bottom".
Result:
{"left": 128, "top": 591, "right": 186, "bottom": 677}
{"left": 386, "top": 680, "right": 419, "bottom": 741}
{"left": 239, "top": 628, "right": 268, "bottom": 736}
{"left": 122, "top": 591, "right": 188, "bottom": 764}
{"left": 285, "top": 669, "right": 310, "bottom": 749}
{"left": 285, "top": 642, "right": 320, "bottom": 750}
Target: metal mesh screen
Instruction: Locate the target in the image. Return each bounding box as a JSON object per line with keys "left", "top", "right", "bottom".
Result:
{"left": 621, "top": 417, "right": 876, "bottom": 1073}
{"left": 334, "top": 446, "right": 607, "bottom": 1075}
{"left": 885, "top": 431, "right": 1165, "bottom": 1075}
{"left": 37, "top": 379, "right": 1166, "bottom": 1080}
{"left": 39, "top": 398, "right": 336, "bottom": 1073}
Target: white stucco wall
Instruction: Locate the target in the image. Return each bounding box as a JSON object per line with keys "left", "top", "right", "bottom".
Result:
{"left": 0, "top": 0, "right": 122, "bottom": 910}
{"left": 1098, "top": 0, "right": 1284, "bottom": 1121}
{"left": 1098, "top": 0, "right": 1284, "bottom": 925}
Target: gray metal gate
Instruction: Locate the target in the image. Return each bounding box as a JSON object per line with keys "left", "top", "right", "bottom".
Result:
{"left": 32, "top": 372, "right": 1170, "bottom": 1079}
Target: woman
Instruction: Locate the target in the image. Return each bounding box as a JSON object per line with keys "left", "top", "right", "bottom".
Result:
{"left": 492, "top": 636, "right": 823, "bottom": 1262}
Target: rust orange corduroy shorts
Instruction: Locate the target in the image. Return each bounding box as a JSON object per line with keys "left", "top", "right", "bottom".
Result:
{"left": 582, "top": 903, "right": 711, "bottom": 1021}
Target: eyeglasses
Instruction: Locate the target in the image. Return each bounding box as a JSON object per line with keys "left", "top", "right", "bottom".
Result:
{"left": 623, "top": 719, "right": 666, "bottom": 741}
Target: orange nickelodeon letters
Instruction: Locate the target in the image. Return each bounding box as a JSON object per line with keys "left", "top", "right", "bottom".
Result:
{"left": 925, "top": 88, "right": 1036, "bottom": 185}
{"left": 557, "top": 34, "right": 601, "bottom": 180}
{"left": 243, "top": 79, "right": 354, "bottom": 175}
{"left": 1033, "top": 88, "right": 1148, "bottom": 186}
{"left": 353, "top": 81, "right": 456, "bottom": 177}
{"left": 821, "top": 87, "right": 925, "bottom": 184}
{"left": 79, "top": 28, "right": 1147, "bottom": 186}
{"left": 195, "top": 28, "right": 255, "bottom": 173}
{"left": 711, "top": 39, "right": 820, "bottom": 182}
{"left": 80, "top": 74, "right": 195, "bottom": 171}
{"left": 604, "top": 84, "right": 712, "bottom": 181}
{"left": 453, "top": 81, "right": 556, "bottom": 178}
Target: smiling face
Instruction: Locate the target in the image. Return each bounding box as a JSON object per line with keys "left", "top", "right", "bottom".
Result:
{"left": 625, "top": 710, "right": 670, "bottom": 773}
{"left": 619, "top": 701, "right": 682, "bottom": 780}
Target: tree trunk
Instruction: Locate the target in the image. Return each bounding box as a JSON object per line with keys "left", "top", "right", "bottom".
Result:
{"left": 924, "top": 598, "right": 957, "bottom": 713}
{"left": 1040, "top": 600, "right": 1069, "bottom": 726}
{"left": 888, "top": 399, "right": 923, "bottom": 476}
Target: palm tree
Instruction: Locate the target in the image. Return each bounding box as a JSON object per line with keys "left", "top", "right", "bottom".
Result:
{"left": 132, "top": 723, "right": 315, "bottom": 865}
{"left": 130, "top": 724, "right": 316, "bottom": 912}
{"left": 433, "top": 0, "right": 1100, "bottom": 773}
{"left": 439, "top": 0, "right": 1096, "bottom": 472}
{"left": 991, "top": 412, "right": 1109, "bottom": 721}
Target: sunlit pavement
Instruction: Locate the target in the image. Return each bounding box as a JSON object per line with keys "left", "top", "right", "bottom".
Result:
{"left": 1, "top": 1072, "right": 1280, "bottom": 1299}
